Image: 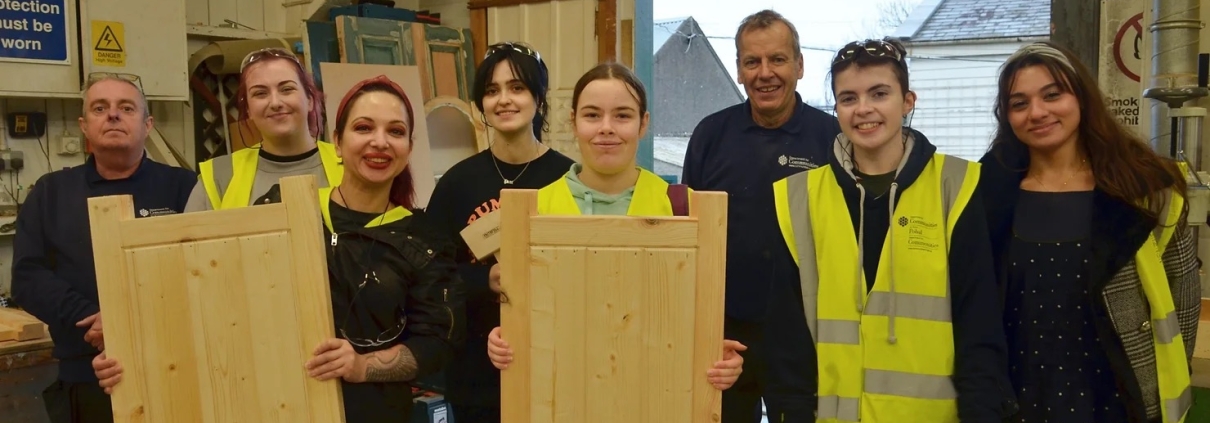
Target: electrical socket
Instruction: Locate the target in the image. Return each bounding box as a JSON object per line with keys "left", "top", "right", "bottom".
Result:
{"left": 0, "top": 150, "right": 24, "bottom": 171}
{"left": 57, "top": 136, "right": 81, "bottom": 155}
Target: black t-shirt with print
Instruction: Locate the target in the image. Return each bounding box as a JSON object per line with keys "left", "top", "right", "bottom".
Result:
{"left": 424, "top": 147, "right": 573, "bottom": 406}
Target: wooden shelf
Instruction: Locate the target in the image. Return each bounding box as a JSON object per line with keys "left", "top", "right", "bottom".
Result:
{"left": 185, "top": 24, "right": 295, "bottom": 41}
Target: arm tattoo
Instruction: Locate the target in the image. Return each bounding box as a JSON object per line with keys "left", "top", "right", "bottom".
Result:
{"left": 364, "top": 345, "right": 419, "bottom": 382}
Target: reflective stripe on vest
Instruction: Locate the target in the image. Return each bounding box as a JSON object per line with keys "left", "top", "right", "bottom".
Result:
{"left": 1137, "top": 187, "right": 1192, "bottom": 423}
{"left": 318, "top": 186, "right": 411, "bottom": 231}
{"left": 536, "top": 168, "right": 677, "bottom": 216}
{"left": 773, "top": 153, "right": 978, "bottom": 423}
{"left": 200, "top": 141, "right": 344, "bottom": 210}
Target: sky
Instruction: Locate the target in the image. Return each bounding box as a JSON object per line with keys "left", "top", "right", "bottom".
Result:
{"left": 653, "top": 0, "right": 922, "bottom": 105}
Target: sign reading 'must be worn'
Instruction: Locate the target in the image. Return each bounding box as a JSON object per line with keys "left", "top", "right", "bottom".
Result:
{"left": 0, "top": 0, "right": 69, "bottom": 64}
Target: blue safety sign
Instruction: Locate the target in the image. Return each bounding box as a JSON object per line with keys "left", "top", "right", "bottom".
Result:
{"left": 0, "top": 0, "right": 70, "bottom": 64}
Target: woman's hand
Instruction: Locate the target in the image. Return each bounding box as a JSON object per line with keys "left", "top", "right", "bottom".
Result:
{"left": 707, "top": 339, "right": 747, "bottom": 390}
{"left": 93, "top": 352, "right": 122, "bottom": 395}
{"left": 305, "top": 338, "right": 367, "bottom": 383}
{"left": 487, "top": 326, "right": 512, "bottom": 370}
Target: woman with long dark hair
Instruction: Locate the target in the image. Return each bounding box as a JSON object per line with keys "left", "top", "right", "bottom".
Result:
{"left": 980, "top": 41, "right": 1199, "bottom": 423}
{"left": 424, "top": 42, "right": 574, "bottom": 422}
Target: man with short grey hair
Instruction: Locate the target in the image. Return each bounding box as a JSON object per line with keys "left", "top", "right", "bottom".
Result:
{"left": 681, "top": 9, "right": 840, "bottom": 423}
{"left": 11, "top": 74, "right": 196, "bottom": 423}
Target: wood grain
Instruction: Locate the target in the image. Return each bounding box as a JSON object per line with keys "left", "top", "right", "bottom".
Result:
{"left": 118, "top": 204, "right": 289, "bottom": 249}
{"left": 0, "top": 309, "right": 46, "bottom": 341}
{"left": 500, "top": 189, "right": 538, "bottom": 423}
{"left": 89, "top": 175, "right": 343, "bottom": 422}
{"left": 499, "top": 188, "right": 729, "bottom": 422}
{"left": 530, "top": 216, "right": 698, "bottom": 248}
{"left": 691, "top": 191, "right": 727, "bottom": 422}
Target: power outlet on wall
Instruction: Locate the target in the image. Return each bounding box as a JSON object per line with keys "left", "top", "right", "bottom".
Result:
{"left": 57, "top": 135, "right": 81, "bottom": 155}
{"left": 0, "top": 150, "right": 24, "bottom": 171}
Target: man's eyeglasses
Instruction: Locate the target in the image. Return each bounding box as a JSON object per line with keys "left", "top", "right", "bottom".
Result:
{"left": 832, "top": 39, "right": 905, "bottom": 65}
{"left": 240, "top": 47, "right": 302, "bottom": 73}
{"left": 338, "top": 271, "right": 407, "bottom": 348}
{"left": 85, "top": 72, "right": 143, "bottom": 93}
{"left": 485, "top": 42, "right": 542, "bottom": 63}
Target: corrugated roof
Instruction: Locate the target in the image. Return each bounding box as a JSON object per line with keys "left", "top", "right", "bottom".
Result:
{"left": 905, "top": 0, "right": 1050, "bottom": 42}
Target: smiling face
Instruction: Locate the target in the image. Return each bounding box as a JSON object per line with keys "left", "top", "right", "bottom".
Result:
{"left": 737, "top": 21, "right": 804, "bottom": 125}
{"left": 243, "top": 59, "right": 312, "bottom": 142}
{"left": 573, "top": 78, "right": 648, "bottom": 176}
{"left": 832, "top": 63, "right": 915, "bottom": 153}
{"left": 79, "top": 78, "right": 152, "bottom": 152}
{"left": 481, "top": 60, "right": 538, "bottom": 137}
{"left": 1006, "top": 65, "right": 1081, "bottom": 153}
{"left": 336, "top": 90, "right": 414, "bottom": 187}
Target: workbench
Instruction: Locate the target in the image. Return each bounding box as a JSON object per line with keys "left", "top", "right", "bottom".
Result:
{"left": 0, "top": 335, "right": 56, "bottom": 423}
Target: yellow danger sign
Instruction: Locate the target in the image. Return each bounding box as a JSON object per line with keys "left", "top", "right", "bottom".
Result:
{"left": 90, "top": 21, "right": 125, "bottom": 67}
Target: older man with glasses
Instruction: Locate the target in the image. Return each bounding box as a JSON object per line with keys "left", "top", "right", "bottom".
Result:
{"left": 10, "top": 73, "right": 196, "bottom": 423}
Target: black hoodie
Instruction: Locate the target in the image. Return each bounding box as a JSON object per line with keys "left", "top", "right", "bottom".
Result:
{"left": 763, "top": 129, "right": 1018, "bottom": 422}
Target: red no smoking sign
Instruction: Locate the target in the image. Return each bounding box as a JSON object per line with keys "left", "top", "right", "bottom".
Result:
{"left": 1114, "top": 12, "right": 1144, "bottom": 82}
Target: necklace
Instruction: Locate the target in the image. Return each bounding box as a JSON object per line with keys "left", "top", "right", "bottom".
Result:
{"left": 337, "top": 185, "right": 391, "bottom": 227}
{"left": 491, "top": 141, "right": 541, "bottom": 185}
{"left": 1032, "top": 159, "right": 1087, "bottom": 191}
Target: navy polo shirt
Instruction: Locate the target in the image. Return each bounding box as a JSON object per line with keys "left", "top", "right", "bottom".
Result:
{"left": 10, "top": 154, "right": 196, "bottom": 382}
{"left": 681, "top": 93, "right": 840, "bottom": 322}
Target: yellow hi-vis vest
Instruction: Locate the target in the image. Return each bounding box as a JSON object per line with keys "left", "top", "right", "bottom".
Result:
{"left": 773, "top": 153, "right": 978, "bottom": 423}
{"left": 199, "top": 141, "right": 344, "bottom": 209}
{"left": 536, "top": 168, "right": 678, "bottom": 216}
{"left": 1137, "top": 187, "right": 1193, "bottom": 423}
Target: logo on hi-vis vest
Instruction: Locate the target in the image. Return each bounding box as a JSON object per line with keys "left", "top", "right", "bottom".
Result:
{"left": 902, "top": 215, "right": 941, "bottom": 253}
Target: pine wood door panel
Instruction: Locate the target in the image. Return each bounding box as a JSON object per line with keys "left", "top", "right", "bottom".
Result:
{"left": 499, "top": 189, "right": 727, "bottom": 423}
{"left": 89, "top": 175, "right": 342, "bottom": 423}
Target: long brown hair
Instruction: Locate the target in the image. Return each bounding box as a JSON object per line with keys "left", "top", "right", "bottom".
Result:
{"left": 991, "top": 41, "right": 1185, "bottom": 217}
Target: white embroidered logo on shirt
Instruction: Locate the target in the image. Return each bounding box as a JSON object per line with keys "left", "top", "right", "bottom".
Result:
{"left": 779, "top": 155, "right": 817, "bottom": 170}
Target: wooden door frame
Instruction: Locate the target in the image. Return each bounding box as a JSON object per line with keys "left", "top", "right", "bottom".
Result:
{"left": 467, "top": 0, "right": 617, "bottom": 68}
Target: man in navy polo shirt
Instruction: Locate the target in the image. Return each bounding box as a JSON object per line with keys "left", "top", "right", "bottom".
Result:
{"left": 681, "top": 9, "right": 840, "bottom": 423}
{"left": 11, "top": 75, "right": 196, "bottom": 423}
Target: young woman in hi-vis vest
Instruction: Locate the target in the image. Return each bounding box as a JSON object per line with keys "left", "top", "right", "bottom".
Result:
{"left": 763, "top": 38, "right": 1017, "bottom": 423}
{"left": 483, "top": 62, "right": 747, "bottom": 391}
{"left": 185, "top": 47, "right": 344, "bottom": 212}
{"left": 979, "top": 41, "right": 1199, "bottom": 423}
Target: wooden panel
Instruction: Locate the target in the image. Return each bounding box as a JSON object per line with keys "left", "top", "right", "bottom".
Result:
{"left": 336, "top": 16, "right": 417, "bottom": 66}
{"left": 185, "top": 0, "right": 208, "bottom": 26}
{"left": 530, "top": 216, "right": 698, "bottom": 248}
{"left": 499, "top": 188, "right": 537, "bottom": 422}
{"left": 643, "top": 249, "right": 696, "bottom": 421}
{"left": 127, "top": 245, "right": 203, "bottom": 422}
{"left": 303, "top": 22, "right": 340, "bottom": 91}
{"left": 585, "top": 248, "right": 643, "bottom": 422}
{"left": 89, "top": 175, "right": 342, "bottom": 422}
{"left": 500, "top": 189, "right": 728, "bottom": 423}
{"left": 413, "top": 25, "right": 476, "bottom": 102}
{"left": 690, "top": 190, "right": 727, "bottom": 421}
{"left": 546, "top": 247, "right": 587, "bottom": 421}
